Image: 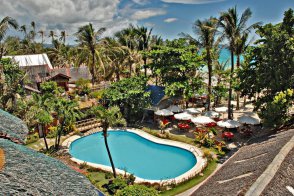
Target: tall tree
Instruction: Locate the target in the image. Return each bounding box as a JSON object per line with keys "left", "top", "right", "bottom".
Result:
{"left": 0, "top": 16, "right": 18, "bottom": 60}
{"left": 38, "top": 30, "right": 45, "bottom": 44}
{"left": 219, "top": 6, "right": 255, "bottom": 119}
{"left": 59, "top": 30, "right": 66, "bottom": 44}
{"left": 30, "top": 21, "right": 36, "bottom": 42}
{"left": 134, "top": 26, "right": 152, "bottom": 77}
{"left": 193, "top": 17, "right": 220, "bottom": 110}
{"left": 89, "top": 106, "right": 126, "bottom": 178}
{"left": 49, "top": 30, "right": 57, "bottom": 43}
{"left": 235, "top": 33, "right": 249, "bottom": 109}
{"left": 75, "top": 23, "right": 106, "bottom": 84}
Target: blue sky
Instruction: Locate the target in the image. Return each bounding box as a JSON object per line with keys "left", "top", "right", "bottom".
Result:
{"left": 125, "top": 0, "right": 294, "bottom": 39}
{"left": 0, "top": 0, "right": 293, "bottom": 43}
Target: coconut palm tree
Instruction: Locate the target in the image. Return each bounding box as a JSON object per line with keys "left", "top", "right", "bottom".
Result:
{"left": 193, "top": 17, "right": 220, "bottom": 110}
{"left": 30, "top": 21, "right": 36, "bottom": 42}
{"left": 49, "top": 30, "right": 57, "bottom": 43}
{"left": 134, "top": 26, "right": 152, "bottom": 77}
{"left": 0, "top": 16, "right": 18, "bottom": 60}
{"left": 75, "top": 23, "right": 106, "bottom": 84}
{"left": 235, "top": 33, "right": 249, "bottom": 109}
{"left": 38, "top": 30, "right": 45, "bottom": 44}
{"left": 19, "top": 25, "right": 27, "bottom": 38}
{"left": 59, "top": 30, "right": 66, "bottom": 44}
{"left": 89, "top": 106, "right": 126, "bottom": 178}
{"left": 219, "top": 6, "right": 256, "bottom": 119}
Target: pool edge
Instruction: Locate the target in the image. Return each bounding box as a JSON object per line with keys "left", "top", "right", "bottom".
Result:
{"left": 63, "top": 128, "right": 207, "bottom": 185}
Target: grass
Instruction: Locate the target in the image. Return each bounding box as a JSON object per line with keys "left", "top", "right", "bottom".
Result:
{"left": 142, "top": 127, "right": 196, "bottom": 145}
{"left": 160, "top": 159, "right": 218, "bottom": 196}
{"left": 87, "top": 171, "right": 111, "bottom": 192}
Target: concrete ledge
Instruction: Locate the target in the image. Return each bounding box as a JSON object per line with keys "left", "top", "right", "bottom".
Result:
{"left": 66, "top": 127, "right": 207, "bottom": 185}
{"left": 245, "top": 134, "right": 294, "bottom": 196}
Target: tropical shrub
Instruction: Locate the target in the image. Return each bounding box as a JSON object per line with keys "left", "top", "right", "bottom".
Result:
{"left": 46, "top": 126, "right": 58, "bottom": 138}
{"left": 76, "top": 78, "right": 91, "bottom": 95}
{"left": 89, "top": 89, "right": 106, "bottom": 99}
{"left": 259, "top": 89, "right": 293, "bottom": 127}
{"left": 25, "top": 132, "right": 39, "bottom": 144}
{"left": 116, "top": 184, "right": 159, "bottom": 196}
{"left": 104, "top": 177, "right": 127, "bottom": 195}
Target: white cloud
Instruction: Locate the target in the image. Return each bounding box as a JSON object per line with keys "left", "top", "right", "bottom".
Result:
{"left": 132, "top": 0, "right": 150, "bottom": 5}
{"left": 131, "top": 9, "right": 167, "bottom": 20}
{"left": 164, "top": 18, "right": 178, "bottom": 23}
{"left": 0, "top": 0, "right": 132, "bottom": 43}
{"left": 161, "top": 0, "right": 226, "bottom": 4}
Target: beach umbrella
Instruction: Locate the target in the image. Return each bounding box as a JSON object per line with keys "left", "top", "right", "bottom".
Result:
{"left": 203, "top": 111, "right": 220, "bottom": 118}
{"left": 174, "top": 112, "right": 193, "bottom": 121}
{"left": 167, "top": 105, "right": 183, "bottom": 113}
{"left": 215, "top": 107, "right": 228, "bottom": 113}
{"left": 214, "top": 107, "right": 228, "bottom": 118}
{"left": 238, "top": 116, "right": 260, "bottom": 125}
{"left": 155, "top": 109, "right": 174, "bottom": 116}
{"left": 217, "top": 119, "right": 241, "bottom": 128}
{"left": 192, "top": 116, "right": 215, "bottom": 125}
{"left": 184, "top": 108, "right": 202, "bottom": 115}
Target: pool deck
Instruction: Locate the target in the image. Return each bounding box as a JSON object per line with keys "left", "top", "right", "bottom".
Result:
{"left": 62, "top": 127, "right": 207, "bottom": 185}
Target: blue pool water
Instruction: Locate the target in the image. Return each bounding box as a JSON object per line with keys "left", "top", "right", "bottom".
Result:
{"left": 69, "top": 131, "right": 197, "bottom": 180}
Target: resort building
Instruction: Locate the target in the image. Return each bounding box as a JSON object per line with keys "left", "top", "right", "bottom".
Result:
{"left": 3, "top": 53, "right": 53, "bottom": 90}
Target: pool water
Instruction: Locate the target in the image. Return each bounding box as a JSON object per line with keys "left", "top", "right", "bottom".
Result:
{"left": 69, "top": 130, "right": 197, "bottom": 180}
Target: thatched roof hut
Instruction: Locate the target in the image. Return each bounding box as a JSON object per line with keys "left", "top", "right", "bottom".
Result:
{"left": 0, "top": 109, "right": 103, "bottom": 195}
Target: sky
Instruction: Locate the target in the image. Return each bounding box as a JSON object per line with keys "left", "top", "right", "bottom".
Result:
{"left": 0, "top": 0, "right": 293, "bottom": 44}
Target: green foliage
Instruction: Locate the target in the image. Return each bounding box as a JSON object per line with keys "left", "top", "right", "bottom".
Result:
{"left": 25, "top": 132, "right": 39, "bottom": 144}
{"left": 89, "top": 89, "right": 106, "bottom": 99}
{"left": 116, "top": 184, "right": 159, "bottom": 196}
{"left": 0, "top": 58, "right": 26, "bottom": 111}
{"left": 259, "top": 89, "right": 293, "bottom": 127}
{"left": 46, "top": 126, "right": 58, "bottom": 138}
{"left": 75, "top": 78, "right": 91, "bottom": 95}
{"left": 239, "top": 9, "right": 294, "bottom": 127}
{"left": 104, "top": 177, "right": 127, "bottom": 195}
{"left": 40, "top": 81, "right": 63, "bottom": 95}
{"left": 103, "top": 76, "right": 150, "bottom": 122}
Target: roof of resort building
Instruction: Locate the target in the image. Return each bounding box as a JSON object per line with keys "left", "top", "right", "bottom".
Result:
{"left": 3, "top": 53, "right": 53, "bottom": 69}
{"left": 51, "top": 66, "right": 91, "bottom": 83}
{"left": 0, "top": 109, "right": 29, "bottom": 144}
{"left": 192, "top": 129, "right": 294, "bottom": 196}
{"left": 0, "top": 138, "right": 102, "bottom": 195}
{"left": 146, "top": 85, "right": 165, "bottom": 106}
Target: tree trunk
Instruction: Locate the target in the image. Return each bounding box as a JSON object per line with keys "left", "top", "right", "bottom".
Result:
{"left": 103, "top": 129, "right": 117, "bottom": 178}
{"left": 236, "top": 55, "right": 240, "bottom": 110}
{"left": 207, "top": 48, "right": 212, "bottom": 111}
{"left": 143, "top": 57, "right": 147, "bottom": 77}
{"left": 56, "top": 119, "right": 65, "bottom": 150}
{"left": 91, "top": 51, "right": 96, "bottom": 85}
{"left": 228, "top": 50, "right": 234, "bottom": 119}
{"left": 42, "top": 124, "right": 49, "bottom": 150}
{"left": 243, "top": 96, "right": 246, "bottom": 108}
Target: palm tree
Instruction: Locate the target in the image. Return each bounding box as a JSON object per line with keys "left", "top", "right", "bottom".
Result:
{"left": 235, "top": 33, "right": 249, "bottom": 109}
{"left": 38, "top": 30, "right": 45, "bottom": 44}
{"left": 53, "top": 98, "right": 82, "bottom": 149}
{"left": 193, "top": 17, "right": 220, "bottom": 110}
{"left": 59, "top": 30, "right": 66, "bottom": 44}
{"left": 30, "top": 21, "right": 36, "bottom": 42}
{"left": 75, "top": 23, "right": 106, "bottom": 84}
{"left": 134, "top": 26, "right": 152, "bottom": 77}
{"left": 219, "top": 6, "right": 255, "bottom": 119}
{"left": 49, "top": 30, "right": 57, "bottom": 43}
{"left": 89, "top": 106, "right": 126, "bottom": 178}
{"left": 19, "top": 25, "right": 27, "bottom": 38}
{"left": 0, "top": 16, "right": 18, "bottom": 60}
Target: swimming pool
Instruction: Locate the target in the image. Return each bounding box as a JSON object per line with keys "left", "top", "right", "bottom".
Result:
{"left": 69, "top": 130, "right": 199, "bottom": 181}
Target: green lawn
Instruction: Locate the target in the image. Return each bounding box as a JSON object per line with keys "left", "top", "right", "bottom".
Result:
{"left": 160, "top": 160, "right": 218, "bottom": 196}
